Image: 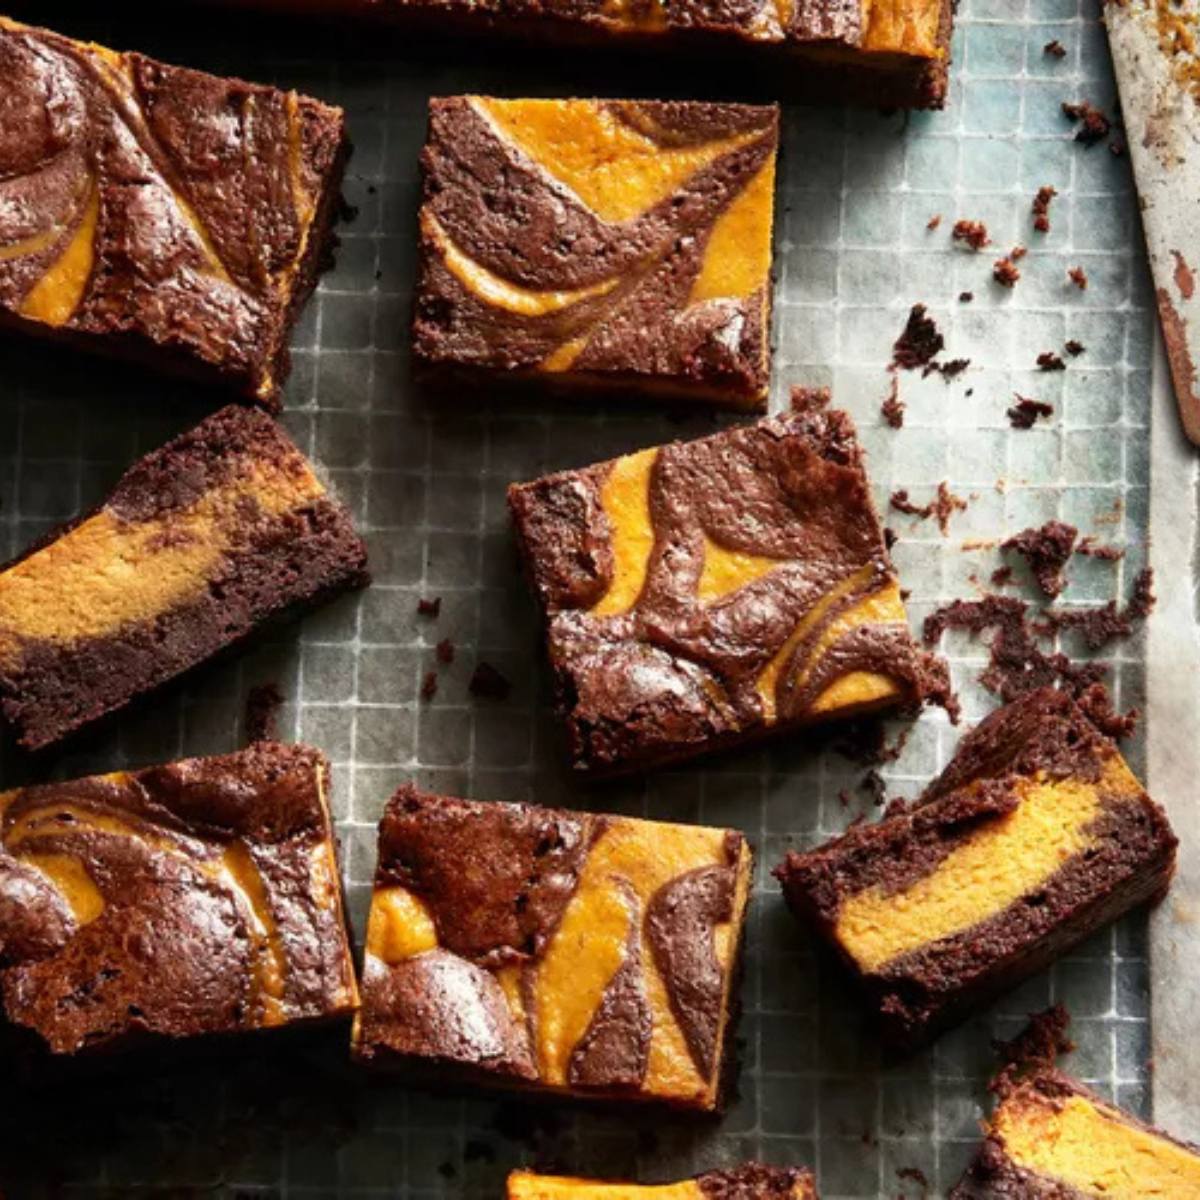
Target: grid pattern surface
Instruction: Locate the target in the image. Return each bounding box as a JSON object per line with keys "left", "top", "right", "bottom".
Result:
{"left": 0, "top": 1, "right": 1158, "bottom": 1196}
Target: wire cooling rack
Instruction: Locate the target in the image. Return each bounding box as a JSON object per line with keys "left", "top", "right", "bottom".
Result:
{"left": 0, "top": 1, "right": 1161, "bottom": 1196}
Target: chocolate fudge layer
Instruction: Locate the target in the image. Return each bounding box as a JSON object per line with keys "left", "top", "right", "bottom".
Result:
{"left": 774, "top": 688, "right": 1178, "bottom": 1050}
{"left": 0, "top": 743, "right": 358, "bottom": 1056}
{"left": 952, "top": 1067, "right": 1200, "bottom": 1197}
{"left": 0, "top": 16, "right": 347, "bottom": 407}
{"left": 510, "top": 1164, "right": 817, "bottom": 1200}
{"left": 414, "top": 97, "right": 778, "bottom": 409}
{"left": 352, "top": 786, "right": 753, "bottom": 1112}
{"left": 197, "top": 0, "right": 952, "bottom": 110}
{"left": 508, "top": 391, "right": 936, "bottom": 775}
{"left": 0, "top": 406, "right": 369, "bottom": 751}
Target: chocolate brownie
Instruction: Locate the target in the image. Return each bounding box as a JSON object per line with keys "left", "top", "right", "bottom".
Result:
{"left": 351, "top": 785, "right": 754, "bottom": 1112}
{"left": 0, "top": 406, "right": 369, "bottom": 752}
{"left": 193, "top": 0, "right": 954, "bottom": 109}
{"left": 0, "top": 742, "right": 358, "bottom": 1056}
{"left": 507, "top": 390, "right": 940, "bottom": 775}
{"left": 0, "top": 16, "right": 348, "bottom": 407}
{"left": 413, "top": 97, "right": 779, "bottom": 409}
{"left": 952, "top": 1030, "right": 1200, "bottom": 1196}
{"left": 774, "top": 688, "right": 1178, "bottom": 1050}
{"left": 509, "top": 1164, "right": 817, "bottom": 1200}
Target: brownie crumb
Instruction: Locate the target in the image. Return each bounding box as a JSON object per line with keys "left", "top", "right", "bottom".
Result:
{"left": 1062, "top": 99, "right": 1112, "bottom": 146}
{"left": 892, "top": 303, "right": 945, "bottom": 370}
{"left": 952, "top": 219, "right": 990, "bottom": 250}
{"left": 1065, "top": 339, "right": 1086, "bottom": 356}
{"left": 1068, "top": 265, "right": 1088, "bottom": 290}
{"left": 1042, "top": 567, "right": 1155, "bottom": 650}
{"left": 1012, "top": 245, "right": 1028, "bottom": 260}
{"left": 897, "top": 1165, "right": 931, "bottom": 1196}
{"left": 1077, "top": 536, "right": 1123, "bottom": 561}
{"left": 881, "top": 377, "right": 905, "bottom": 428}
{"left": 990, "top": 565, "right": 1015, "bottom": 587}
{"left": 417, "top": 596, "right": 442, "bottom": 618}
{"left": 1007, "top": 395, "right": 1054, "bottom": 429}
{"left": 928, "top": 357, "right": 971, "bottom": 381}
{"left": 993, "top": 256, "right": 1021, "bottom": 287}
{"left": 436, "top": 637, "right": 455, "bottom": 665}
{"left": 470, "top": 662, "right": 512, "bottom": 700}
{"left": 861, "top": 769, "right": 887, "bottom": 807}
{"left": 1002, "top": 520, "right": 1079, "bottom": 597}
{"left": 934, "top": 481, "right": 968, "bottom": 535}
{"left": 421, "top": 670, "right": 439, "bottom": 701}
{"left": 959, "top": 291, "right": 975, "bottom": 303}
{"left": 884, "top": 526, "right": 898, "bottom": 550}
{"left": 1032, "top": 185, "right": 1058, "bottom": 232}
{"left": 244, "top": 682, "right": 285, "bottom": 744}
{"left": 926, "top": 213, "right": 942, "bottom": 230}
{"left": 890, "top": 489, "right": 934, "bottom": 520}
{"left": 1044, "top": 39, "right": 1067, "bottom": 58}
{"left": 1037, "top": 351, "right": 1066, "bottom": 371}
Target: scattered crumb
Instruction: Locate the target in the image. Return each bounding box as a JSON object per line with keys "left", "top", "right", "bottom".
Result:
{"left": 1068, "top": 265, "right": 1088, "bottom": 290}
{"left": 1077, "top": 536, "right": 1123, "bottom": 561}
{"left": 959, "top": 291, "right": 974, "bottom": 303}
{"left": 1041, "top": 568, "right": 1155, "bottom": 650}
{"left": 436, "top": 637, "right": 455, "bottom": 665}
{"left": 926, "top": 213, "right": 942, "bottom": 230}
{"left": 1033, "top": 185, "right": 1058, "bottom": 232}
{"left": 470, "top": 662, "right": 512, "bottom": 700}
{"left": 1011, "top": 245, "right": 1027, "bottom": 260}
{"left": 881, "top": 377, "right": 905, "bottom": 428}
{"left": 952, "top": 219, "right": 990, "bottom": 250}
{"left": 925, "top": 357, "right": 971, "bottom": 381}
{"left": 1062, "top": 99, "right": 1112, "bottom": 146}
{"left": 890, "top": 489, "right": 934, "bottom": 520}
{"left": 1037, "top": 351, "right": 1066, "bottom": 371}
{"left": 417, "top": 596, "right": 441, "bottom": 618}
{"left": 1065, "top": 339, "right": 1085, "bottom": 356}
{"left": 993, "top": 256, "right": 1021, "bottom": 287}
{"left": 990, "top": 565, "right": 1015, "bottom": 587}
{"left": 889, "top": 483, "right": 967, "bottom": 535}
{"left": 1007, "top": 395, "right": 1054, "bottom": 429}
{"left": 897, "top": 1165, "right": 931, "bottom": 1197}
{"left": 1044, "top": 39, "right": 1067, "bottom": 58}
{"left": 891, "top": 304, "right": 944, "bottom": 370}
{"left": 1002, "top": 520, "right": 1078, "bottom": 597}
{"left": 421, "top": 670, "right": 439, "bottom": 701}
{"left": 884, "top": 526, "right": 898, "bottom": 550}
{"left": 244, "top": 682, "right": 285, "bottom": 744}
{"left": 862, "top": 769, "right": 887, "bottom": 807}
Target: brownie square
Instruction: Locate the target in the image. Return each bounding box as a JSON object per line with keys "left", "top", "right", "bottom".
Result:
{"left": 352, "top": 784, "right": 754, "bottom": 1112}
{"left": 0, "top": 742, "right": 358, "bottom": 1055}
{"left": 507, "top": 390, "right": 936, "bottom": 775}
{"left": 413, "top": 96, "right": 779, "bottom": 409}
{"left": 0, "top": 16, "right": 348, "bottom": 407}
{"left": 775, "top": 688, "right": 1178, "bottom": 1051}
{"left": 0, "top": 405, "right": 369, "bottom": 751}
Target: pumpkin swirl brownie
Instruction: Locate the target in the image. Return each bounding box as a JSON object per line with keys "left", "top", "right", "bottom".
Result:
{"left": 951, "top": 1010, "right": 1200, "bottom": 1197}
{"left": 0, "top": 16, "right": 348, "bottom": 407}
{"left": 413, "top": 97, "right": 779, "bottom": 410}
{"left": 509, "top": 1164, "right": 817, "bottom": 1200}
{"left": 0, "top": 743, "right": 358, "bottom": 1056}
{"left": 508, "top": 390, "right": 941, "bottom": 775}
{"left": 0, "top": 405, "right": 369, "bottom": 752}
{"left": 774, "top": 688, "right": 1178, "bottom": 1051}
{"left": 351, "top": 785, "right": 753, "bottom": 1112}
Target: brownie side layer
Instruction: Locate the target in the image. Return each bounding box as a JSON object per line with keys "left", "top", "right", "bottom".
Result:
{"left": 0, "top": 17, "right": 347, "bottom": 407}
{"left": 0, "top": 742, "right": 358, "bottom": 1056}
{"left": 509, "top": 393, "right": 940, "bottom": 775}
{"left": 353, "top": 786, "right": 751, "bottom": 1111}
{"left": 774, "top": 689, "right": 1177, "bottom": 1051}
{"left": 413, "top": 98, "right": 778, "bottom": 408}
{"left": 0, "top": 407, "right": 369, "bottom": 751}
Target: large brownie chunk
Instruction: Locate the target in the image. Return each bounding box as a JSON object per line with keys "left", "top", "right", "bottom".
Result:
{"left": 413, "top": 97, "right": 779, "bottom": 409}
{"left": 774, "top": 689, "right": 1178, "bottom": 1050}
{"left": 0, "top": 743, "right": 358, "bottom": 1055}
{"left": 0, "top": 405, "right": 369, "bottom": 751}
{"left": 0, "top": 16, "right": 348, "bottom": 407}
{"left": 508, "top": 390, "right": 938, "bottom": 775}
{"left": 352, "top": 785, "right": 754, "bottom": 1112}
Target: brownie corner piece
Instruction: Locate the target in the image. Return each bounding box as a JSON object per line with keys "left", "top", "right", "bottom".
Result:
{"left": 352, "top": 785, "right": 753, "bottom": 1111}
{"left": 0, "top": 404, "right": 369, "bottom": 751}
{"left": 412, "top": 96, "right": 778, "bottom": 409}
{"left": 774, "top": 687, "right": 1177, "bottom": 1050}
{"left": 0, "top": 15, "right": 348, "bottom": 407}
{"left": 509, "top": 1164, "right": 818, "bottom": 1200}
{"left": 508, "top": 397, "right": 933, "bottom": 775}
{"left": 0, "top": 741, "right": 359, "bottom": 1056}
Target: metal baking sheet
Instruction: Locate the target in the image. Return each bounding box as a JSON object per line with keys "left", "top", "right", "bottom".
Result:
{"left": 0, "top": 1, "right": 1176, "bottom": 1196}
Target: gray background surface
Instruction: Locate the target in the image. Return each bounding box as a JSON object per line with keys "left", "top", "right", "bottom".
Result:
{"left": 0, "top": 1, "right": 1160, "bottom": 1196}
